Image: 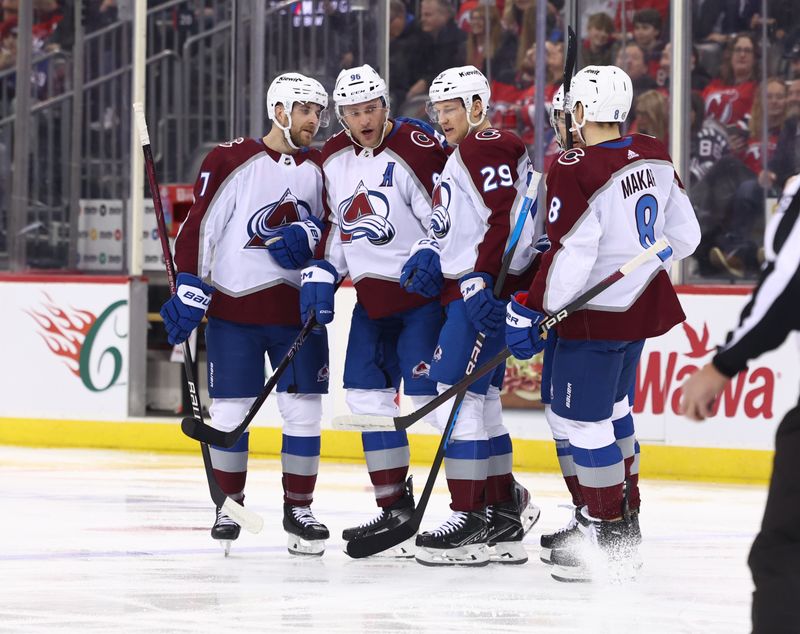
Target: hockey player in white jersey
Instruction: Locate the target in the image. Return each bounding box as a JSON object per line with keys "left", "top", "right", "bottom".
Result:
{"left": 402, "top": 65, "right": 542, "bottom": 567}
{"left": 505, "top": 65, "right": 701, "bottom": 581}
{"left": 160, "top": 73, "right": 332, "bottom": 556}
{"left": 299, "top": 65, "right": 448, "bottom": 556}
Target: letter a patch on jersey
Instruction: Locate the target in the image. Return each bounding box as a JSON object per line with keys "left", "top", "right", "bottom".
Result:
{"left": 338, "top": 180, "right": 395, "bottom": 245}
{"left": 380, "top": 162, "right": 395, "bottom": 187}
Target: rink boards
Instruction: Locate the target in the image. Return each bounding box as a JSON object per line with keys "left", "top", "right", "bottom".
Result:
{"left": 1, "top": 277, "right": 796, "bottom": 484}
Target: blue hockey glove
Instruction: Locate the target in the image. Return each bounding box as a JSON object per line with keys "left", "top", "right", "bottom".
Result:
{"left": 400, "top": 239, "right": 443, "bottom": 298}
{"left": 266, "top": 216, "right": 324, "bottom": 269}
{"left": 300, "top": 259, "right": 338, "bottom": 326}
{"left": 160, "top": 272, "right": 214, "bottom": 345}
{"left": 459, "top": 272, "right": 506, "bottom": 337}
{"left": 505, "top": 291, "right": 546, "bottom": 360}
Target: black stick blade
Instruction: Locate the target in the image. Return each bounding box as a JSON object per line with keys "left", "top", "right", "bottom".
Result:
{"left": 181, "top": 417, "right": 230, "bottom": 447}
{"left": 345, "top": 520, "right": 419, "bottom": 559}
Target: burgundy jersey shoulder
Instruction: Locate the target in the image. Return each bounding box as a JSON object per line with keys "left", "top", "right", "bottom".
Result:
{"left": 457, "top": 127, "right": 527, "bottom": 170}
{"left": 199, "top": 137, "right": 265, "bottom": 179}
{"left": 294, "top": 146, "right": 324, "bottom": 170}
{"left": 385, "top": 121, "right": 448, "bottom": 194}
{"left": 547, "top": 134, "right": 674, "bottom": 202}
{"left": 321, "top": 130, "right": 353, "bottom": 164}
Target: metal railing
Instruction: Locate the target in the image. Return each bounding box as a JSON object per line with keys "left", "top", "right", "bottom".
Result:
{"left": 0, "top": 0, "right": 387, "bottom": 271}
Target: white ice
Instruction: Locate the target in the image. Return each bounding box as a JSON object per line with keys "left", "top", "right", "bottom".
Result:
{"left": 0, "top": 446, "right": 765, "bottom": 633}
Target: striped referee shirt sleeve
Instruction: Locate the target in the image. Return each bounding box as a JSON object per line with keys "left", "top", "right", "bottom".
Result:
{"left": 712, "top": 179, "right": 800, "bottom": 378}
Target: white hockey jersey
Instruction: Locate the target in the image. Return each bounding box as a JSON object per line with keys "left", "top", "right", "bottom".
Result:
{"left": 174, "top": 137, "right": 324, "bottom": 325}
{"left": 432, "top": 127, "right": 541, "bottom": 304}
{"left": 317, "top": 121, "right": 448, "bottom": 319}
{"left": 528, "top": 134, "right": 702, "bottom": 340}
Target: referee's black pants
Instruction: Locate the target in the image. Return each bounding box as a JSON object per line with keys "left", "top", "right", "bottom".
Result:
{"left": 750, "top": 405, "right": 800, "bottom": 634}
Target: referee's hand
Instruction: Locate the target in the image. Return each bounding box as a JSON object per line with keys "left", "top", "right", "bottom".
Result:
{"left": 679, "top": 363, "right": 731, "bottom": 421}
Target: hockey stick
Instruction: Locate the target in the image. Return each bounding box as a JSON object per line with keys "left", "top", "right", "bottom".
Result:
{"left": 563, "top": 26, "right": 577, "bottom": 151}
{"left": 334, "top": 237, "right": 671, "bottom": 435}
{"left": 345, "top": 171, "right": 542, "bottom": 559}
{"left": 180, "top": 314, "right": 318, "bottom": 447}
{"left": 133, "top": 103, "right": 263, "bottom": 534}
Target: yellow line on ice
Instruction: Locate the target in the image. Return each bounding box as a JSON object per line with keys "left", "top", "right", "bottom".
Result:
{"left": 0, "top": 417, "right": 773, "bottom": 484}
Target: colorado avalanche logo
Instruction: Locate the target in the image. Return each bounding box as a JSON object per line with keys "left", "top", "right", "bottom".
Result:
{"left": 244, "top": 188, "right": 310, "bottom": 248}
{"left": 411, "top": 361, "right": 431, "bottom": 379}
{"left": 430, "top": 181, "right": 452, "bottom": 239}
{"left": 338, "top": 180, "right": 395, "bottom": 245}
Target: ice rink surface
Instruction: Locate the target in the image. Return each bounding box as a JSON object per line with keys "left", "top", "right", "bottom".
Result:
{"left": 0, "top": 446, "right": 766, "bottom": 634}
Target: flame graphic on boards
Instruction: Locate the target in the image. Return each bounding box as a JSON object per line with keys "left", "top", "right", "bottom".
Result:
{"left": 26, "top": 294, "right": 97, "bottom": 377}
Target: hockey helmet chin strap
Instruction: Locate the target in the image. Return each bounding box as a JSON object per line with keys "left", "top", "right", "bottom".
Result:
{"left": 273, "top": 101, "right": 322, "bottom": 152}
{"left": 568, "top": 101, "right": 588, "bottom": 146}
{"left": 273, "top": 107, "right": 300, "bottom": 151}
{"left": 339, "top": 101, "right": 390, "bottom": 151}
{"left": 464, "top": 96, "right": 487, "bottom": 135}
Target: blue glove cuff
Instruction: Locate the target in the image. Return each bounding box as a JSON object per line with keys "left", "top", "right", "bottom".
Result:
{"left": 459, "top": 272, "right": 494, "bottom": 301}
{"left": 301, "top": 259, "right": 339, "bottom": 285}
{"left": 175, "top": 272, "right": 214, "bottom": 310}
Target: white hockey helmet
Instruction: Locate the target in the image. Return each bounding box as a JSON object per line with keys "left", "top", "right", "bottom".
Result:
{"left": 426, "top": 65, "right": 491, "bottom": 129}
{"left": 333, "top": 64, "right": 390, "bottom": 149}
{"left": 266, "top": 72, "right": 329, "bottom": 149}
{"left": 333, "top": 64, "right": 389, "bottom": 113}
{"left": 549, "top": 84, "right": 567, "bottom": 148}
{"left": 567, "top": 65, "right": 632, "bottom": 125}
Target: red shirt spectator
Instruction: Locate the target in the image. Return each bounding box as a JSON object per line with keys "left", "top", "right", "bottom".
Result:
{"left": 701, "top": 34, "right": 759, "bottom": 127}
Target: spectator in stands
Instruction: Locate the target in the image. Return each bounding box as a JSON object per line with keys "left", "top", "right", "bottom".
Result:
{"left": 389, "top": 0, "right": 431, "bottom": 113}
{"left": 504, "top": 0, "right": 561, "bottom": 42}
{"left": 711, "top": 78, "right": 789, "bottom": 277}
{"left": 702, "top": 33, "right": 759, "bottom": 128}
{"left": 616, "top": 42, "right": 657, "bottom": 113}
{"left": 742, "top": 78, "right": 788, "bottom": 176}
{"left": 690, "top": 92, "right": 729, "bottom": 186}
{"left": 657, "top": 43, "right": 712, "bottom": 92}
{"left": 632, "top": 89, "right": 668, "bottom": 143}
{"left": 502, "top": 0, "right": 535, "bottom": 36}
{"left": 405, "top": 0, "right": 466, "bottom": 101}
{"left": 632, "top": 8, "right": 663, "bottom": 79}
{"left": 616, "top": 0, "right": 669, "bottom": 38}
{"left": 693, "top": 0, "right": 733, "bottom": 44}
{"left": 787, "top": 78, "right": 800, "bottom": 118}
{"left": 545, "top": 39, "right": 564, "bottom": 86}
{"left": 0, "top": 17, "right": 15, "bottom": 71}
{"left": 582, "top": 12, "right": 615, "bottom": 67}
{"left": 0, "top": 0, "right": 16, "bottom": 23}
{"left": 769, "top": 97, "right": 800, "bottom": 190}
{"left": 466, "top": 3, "right": 518, "bottom": 80}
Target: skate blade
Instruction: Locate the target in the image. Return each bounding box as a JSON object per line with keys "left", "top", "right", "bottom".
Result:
{"left": 551, "top": 552, "right": 643, "bottom": 583}
{"left": 551, "top": 564, "right": 591, "bottom": 583}
{"left": 216, "top": 539, "right": 233, "bottom": 557}
{"left": 287, "top": 533, "right": 325, "bottom": 557}
{"left": 520, "top": 502, "right": 542, "bottom": 535}
{"left": 368, "top": 535, "right": 417, "bottom": 559}
{"left": 488, "top": 541, "right": 528, "bottom": 565}
{"left": 415, "top": 544, "right": 489, "bottom": 567}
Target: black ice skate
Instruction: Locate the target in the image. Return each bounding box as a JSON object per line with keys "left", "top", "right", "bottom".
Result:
{"left": 343, "top": 476, "right": 416, "bottom": 558}
{"left": 539, "top": 505, "right": 586, "bottom": 565}
{"left": 511, "top": 478, "right": 542, "bottom": 536}
{"left": 283, "top": 504, "right": 329, "bottom": 557}
{"left": 211, "top": 506, "right": 241, "bottom": 557}
{"left": 551, "top": 509, "right": 642, "bottom": 583}
{"left": 415, "top": 510, "right": 489, "bottom": 567}
{"left": 485, "top": 502, "right": 528, "bottom": 564}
